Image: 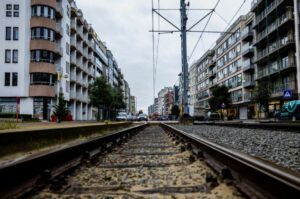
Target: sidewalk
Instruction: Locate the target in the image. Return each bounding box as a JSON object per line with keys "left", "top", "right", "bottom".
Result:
{"left": 0, "top": 121, "right": 111, "bottom": 133}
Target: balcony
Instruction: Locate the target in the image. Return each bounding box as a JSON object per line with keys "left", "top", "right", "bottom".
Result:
{"left": 243, "top": 80, "right": 255, "bottom": 88}
{"left": 70, "top": 91, "right": 76, "bottom": 99}
{"left": 243, "top": 61, "right": 255, "bottom": 72}
{"left": 256, "top": 39, "right": 295, "bottom": 63}
{"left": 29, "top": 85, "right": 55, "bottom": 97}
{"left": 208, "top": 71, "right": 216, "bottom": 79}
{"left": 241, "top": 28, "right": 253, "bottom": 41}
{"left": 256, "top": 61, "right": 296, "bottom": 80}
{"left": 56, "top": 1, "right": 64, "bottom": 18}
{"left": 242, "top": 43, "right": 254, "bottom": 57}
{"left": 270, "top": 82, "right": 296, "bottom": 98}
{"left": 255, "top": 10, "right": 294, "bottom": 45}
{"left": 253, "top": 0, "right": 285, "bottom": 27}
{"left": 71, "top": 20, "right": 76, "bottom": 32}
{"left": 30, "top": 39, "right": 56, "bottom": 53}
{"left": 70, "top": 72, "right": 76, "bottom": 82}
{"left": 244, "top": 92, "right": 254, "bottom": 102}
{"left": 208, "top": 59, "right": 216, "bottom": 68}
{"left": 56, "top": 23, "right": 63, "bottom": 38}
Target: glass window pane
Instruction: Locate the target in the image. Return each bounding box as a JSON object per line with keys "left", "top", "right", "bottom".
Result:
{"left": 6, "top": 27, "right": 11, "bottom": 40}
{"left": 13, "top": 27, "right": 18, "bottom": 40}
{"left": 13, "top": 50, "right": 18, "bottom": 63}
{"left": 5, "top": 50, "right": 11, "bottom": 63}
{"left": 5, "top": 73, "right": 10, "bottom": 86}
{"left": 12, "top": 72, "right": 18, "bottom": 86}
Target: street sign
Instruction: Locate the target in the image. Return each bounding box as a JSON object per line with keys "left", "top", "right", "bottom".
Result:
{"left": 283, "top": 90, "right": 292, "bottom": 99}
{"left": 221, "top": 103, "right": 226, "bottom": 109}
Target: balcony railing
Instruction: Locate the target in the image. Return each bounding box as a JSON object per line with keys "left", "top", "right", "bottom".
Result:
{"left": 256, "top": 39, "right": 295, "bottom": 61}
{"left": 257, "top": 61, "right": 296, "bottom": 79}
{"left": 256, "top": 11, "right": 293, "bottom": 42}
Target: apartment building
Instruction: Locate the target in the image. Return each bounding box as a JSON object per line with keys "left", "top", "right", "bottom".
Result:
{"left": 214, "top": 15, "right": 250, "bottom": 119}
{"left": 157, "top": 87, "right": 172, "bottom": 116}
{"left": 129, "top": 95, "right": 136, "bottom": 115}
{"left": 189, "top": 50, "right": 216, "bottom": 117}
{"left": 0, "top": 0, "right": 129, "bottom": 121}
{"left": 251, "top": 0, "right": 299, "bottom": 117}
{"left": 241, "top": 12, "right": 256, "bottom": 119}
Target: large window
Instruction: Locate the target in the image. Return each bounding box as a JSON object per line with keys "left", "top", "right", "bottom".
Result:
{"left": 13, "top": 50, "right": 18, "bottom": 63}
{"left": 6, "top": 27, "right": 11, "bottom": 40}
{"left": 31, "top": 27, "right": 55, "bottom": 41}
{"left": 30, "top": 73, "right": 56, "bottom": 85}
{"left": 32, "top": 5, "right": 55, "bottom": 19}
{"left": 31, "top": 50, "right": 54, "bottom": 63}
{"left": 5, "top": 50, "right": 11, "bottom": 63}
{"left": 12, "top": 72, "right": 18, "bottom": 86}
{"left": 13, "top": 27, "right": 19, "bottom": 40}
{"left": 4, "top": 73, "right": 10, "bottom": 86}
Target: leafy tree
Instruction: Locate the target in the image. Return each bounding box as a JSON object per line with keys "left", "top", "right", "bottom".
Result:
{"left": 53, "top": 93, "right": 69, "bottom": 123}
{"left": 171, "top": 105, "right": 180, "bottom": 119}
{"left": 110, "top": 87, "right": 126, "bottom": 119}
{"left": 252, "top": 81, "right": 270, "bottom": 118}
{"left": 88, "top": 76, "right": 111, "bottom": 120}
{"left": 208, "top": 85, "right": 231, "bottom": 112}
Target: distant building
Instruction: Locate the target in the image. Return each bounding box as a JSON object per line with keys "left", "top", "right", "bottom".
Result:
{"left": 129, "top": 96, "right": 136, "bottom": 115}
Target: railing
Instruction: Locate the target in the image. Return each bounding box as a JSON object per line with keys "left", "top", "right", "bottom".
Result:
{"left": 254, "top": 0, "right": 285, "bottom": 25}
{"left": 242, "top": 43, "right": 253, "bottom": 53}
{"left": 257, "top": 39, "right": 294, "bottom": 60}
{"left": 256, "top": 11, "right": 293, "bottom": 42}
{"left": 30, "top": 81, "right": 55, "bottom": 86}
{"left": 256, "top": 61, "right": 296, "bottom": 79}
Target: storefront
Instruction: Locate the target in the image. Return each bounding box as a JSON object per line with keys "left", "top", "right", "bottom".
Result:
{"left": 33, "top": 98, "right": 51, "bottom": 120}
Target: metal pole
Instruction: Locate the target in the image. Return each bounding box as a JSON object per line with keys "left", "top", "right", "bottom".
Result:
{"left": 180, "top": 0, "right": 189, "bottom": 115}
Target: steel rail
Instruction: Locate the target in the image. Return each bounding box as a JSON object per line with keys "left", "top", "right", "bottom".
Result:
{"left": 0, "top": 124, "right": 147, "bottom": 199}
{"left": 161, "top": 123, "right": 300, "bottom": 199}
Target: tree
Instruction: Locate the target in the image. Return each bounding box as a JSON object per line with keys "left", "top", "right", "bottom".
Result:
{"left": 110, "top": 87, "right": 126, "bottom": 119}
{"left": 208, "top": 85, "right": 231, "bottom": 112}
{"left": 171, "top": 105, "right": 180, "bottom": 119}
{"left": 252, "top": 81, "right": 270, "bottom": 119}
{"left": 53, "top": 93, "right": 69, "bottom": 123}
{"left": 88, "top": 76, "right": 111, "bottom": 120}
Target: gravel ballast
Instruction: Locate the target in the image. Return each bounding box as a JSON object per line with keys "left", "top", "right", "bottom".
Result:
{"left": 172, "top": 124, "right": 300, "bottom": 172}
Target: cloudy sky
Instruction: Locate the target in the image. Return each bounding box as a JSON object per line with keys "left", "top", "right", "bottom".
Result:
{"left": 76, "top": 0, "right": 251, "bottom": 113}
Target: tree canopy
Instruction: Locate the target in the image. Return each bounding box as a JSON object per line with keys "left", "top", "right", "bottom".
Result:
{"left": 252, "top": 80, "right": 270, "bottom": 115}
{"left": 88, "top": 76, "right": 126, "bottom": 120}
{"left": 53, "top": 93, "right": 69, "bottom": 123}
{"left": 208, "top": 85, "right": 231, "bottom": 111}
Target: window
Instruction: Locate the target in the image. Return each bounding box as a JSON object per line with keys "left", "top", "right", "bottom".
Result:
{"left": 31, "top": 27, "right": 55, "bottom": 41}
{"left": 6, "top": 27, "right": 11, "bottom": 40}
{"left": 13, "top": 27, "right": 19, "bottom": 40}
{"left": 6, "top": 4, "right": 19, "bottom": 17}
{"left": 31, "top": 50, "right": 54, "bottom": 63}
{"left": 6, "top": 4, "right": 12, "bottom": 17}
{"left": 30, "top": 73, "right": 56, "bottom": 85}
{"left": 31, "top": 5, "right": 55, "bottom": 19}
{"left": 12, "top": 73, "right": 18, "bottom": 86}
{"left": 66, "top": 61, "right": 70, "bottom": 74}
{"left": 66, "top": 43, "right": 70, "bottom": 55}
{"left": 4, "top": 73, "right": 10, "bottom": 86}
{"left": 13, "top": 50, "right": 18, "bottom": 63}
{"left": 5, "top": 50, "right": 11, "bottom": 63}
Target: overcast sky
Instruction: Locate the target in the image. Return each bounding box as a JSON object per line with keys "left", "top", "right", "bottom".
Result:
{"left": 76, "top": 0, "right": 251, "bottom": 113}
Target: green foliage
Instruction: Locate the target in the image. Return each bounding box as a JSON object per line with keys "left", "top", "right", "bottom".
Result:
{"left": 88, "top": 76, "right": 126, "bottom": 120}
{"left": 0, "top": 122, "right": 19, "bottom": 130}
{"left": 208, "top": 85, "right": 231, "bottom": 111}
{"left": 53, "top": 93, "right": 69, "bottom": 123}
{"left": 252, "top": 81, "right": 270, "bottom": 115}
{"left": 171, "top": 105, "right": 180, "bottom": 117}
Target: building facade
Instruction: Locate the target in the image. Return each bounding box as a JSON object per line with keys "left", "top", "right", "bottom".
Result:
{"left": 0, "top": 0, "right": 129, "bottom": 120}
{"left": 251, "top": 0, "right": 299, "bottom": 117}
{"left": 129, "top": 95, "right": 136, "bottom": 115}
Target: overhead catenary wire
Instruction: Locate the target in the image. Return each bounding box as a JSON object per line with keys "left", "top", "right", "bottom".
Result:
{"left": 188, "top": 0, "right": 221, "bottom": 63}
{"left": 207, "top": 0, "right": 248, "bottom": 52}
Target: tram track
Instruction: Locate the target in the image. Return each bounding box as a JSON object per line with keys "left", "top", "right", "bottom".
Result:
{"left": 0, "top": 123, "right": 299, "bottom": 198}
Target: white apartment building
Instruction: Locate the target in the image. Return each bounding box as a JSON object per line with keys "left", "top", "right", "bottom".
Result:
{"left": 0, "top": 0, "right": 127, "bottom": 121}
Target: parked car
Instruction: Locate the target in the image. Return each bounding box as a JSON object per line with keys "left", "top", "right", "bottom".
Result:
{"left": 276, "top": 100, "right": 300, "bottom": 120}
{"left": 116, "top": 112, "right": 127, "bottom": 121}
{"left": 137, "top": 114, "right": 148, "bottom": 121}
{"left": 207, "top": 112, "right": 220, "bottom": 121}
{"left": 127, "top": 114, "right": 133, "bottom": 121}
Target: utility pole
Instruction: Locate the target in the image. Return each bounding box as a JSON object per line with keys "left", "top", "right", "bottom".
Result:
{"left": 180, "top": 0, "right": 189, "bottom": 116}
{"left": 151, "top": 1, "right": 220, "bottom": 116}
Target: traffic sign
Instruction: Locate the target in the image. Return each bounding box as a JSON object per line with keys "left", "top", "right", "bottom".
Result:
{"left": 283, "top": 90, "right": 292, "bottom": 99}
